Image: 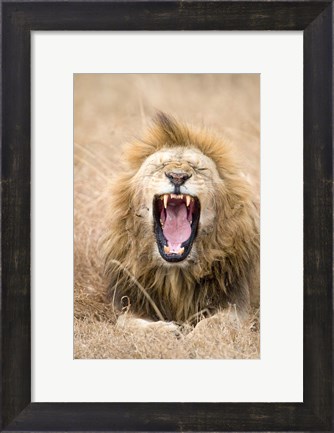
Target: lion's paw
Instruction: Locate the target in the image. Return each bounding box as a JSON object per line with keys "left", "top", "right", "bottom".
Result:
{"left": 117, "top": 315, "right": 181, "bottom": 337}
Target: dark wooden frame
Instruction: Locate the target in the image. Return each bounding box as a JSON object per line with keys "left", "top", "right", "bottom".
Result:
{"left": 1, "top": 1, "right": 333, "bottom": 431}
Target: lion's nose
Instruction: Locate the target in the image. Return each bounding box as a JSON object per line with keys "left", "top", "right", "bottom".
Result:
{"left": 165, "top": 171, "right": 192, "bottom": 186}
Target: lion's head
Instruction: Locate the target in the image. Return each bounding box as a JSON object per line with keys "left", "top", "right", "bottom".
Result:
{"left": 102, "top": 113, "right": 259, "bottom": 323}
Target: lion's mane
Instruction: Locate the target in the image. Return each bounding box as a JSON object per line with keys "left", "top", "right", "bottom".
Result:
{"left": 102, "top": 113, "right": 259, "bottom": 323}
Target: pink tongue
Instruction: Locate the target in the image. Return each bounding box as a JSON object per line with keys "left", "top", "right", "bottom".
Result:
{"left": 162, "top": 203, "right": 191, "bottom": 251}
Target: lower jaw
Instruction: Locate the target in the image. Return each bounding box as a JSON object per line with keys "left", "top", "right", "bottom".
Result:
{"left": 160, "top": 256, "right": 190, "bottom": 264}
{"left": 156, "top": 238, "right": 195, "bottom": 263}
{"left": 154, "top": 224, "right": 200, "bottom": 263}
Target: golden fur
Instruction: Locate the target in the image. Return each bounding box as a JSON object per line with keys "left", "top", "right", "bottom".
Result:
{"left": 102, "top": 113, "right": 259, "bottom": 324}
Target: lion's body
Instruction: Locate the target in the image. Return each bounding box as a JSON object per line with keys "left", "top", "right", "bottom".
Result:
{"left": 102, "top": 113, "right": 259, "bottom": 324}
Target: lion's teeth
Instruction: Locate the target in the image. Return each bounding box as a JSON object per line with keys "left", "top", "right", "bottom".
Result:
{"left": 178, "top": 247, "right": 185, "bottom": 255}
{"left": 160, "top": 219, "right": 164, "bottom": 227}
{"left": 164, "top": 245, "right": 170, "bottom": 254}
{"left": 162, "top": 193, "right": 192, "bottom": 208}
{"left": 169, "top": 193, "right": 184, "bottom": 199}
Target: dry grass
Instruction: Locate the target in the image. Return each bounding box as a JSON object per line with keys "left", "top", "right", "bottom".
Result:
{"left": 74, "top": 309, "right": 259, "bottom": 359}
{"left": 74, "top": 74, "right": 260, "bottom": 359}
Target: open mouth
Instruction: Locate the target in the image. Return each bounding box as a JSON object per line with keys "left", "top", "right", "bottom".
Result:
{"left": 153, "top": 193, "right": 200, "bottom": 262}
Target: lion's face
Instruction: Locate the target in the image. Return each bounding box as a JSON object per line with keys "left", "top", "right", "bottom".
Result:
{"left": 131, "top": 146, "right": 222, "bottom": 263}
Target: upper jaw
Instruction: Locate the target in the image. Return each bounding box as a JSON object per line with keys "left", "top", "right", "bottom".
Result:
{"left": 161, "top": 193, "right": 193, "bottom": 211}
{"left": 153, "top": 192, "right": 200, "bottom": 263}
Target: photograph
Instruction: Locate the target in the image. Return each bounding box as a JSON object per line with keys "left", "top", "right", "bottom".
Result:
{"left": 74, "top": 73, "right": 260, "bottom": 359}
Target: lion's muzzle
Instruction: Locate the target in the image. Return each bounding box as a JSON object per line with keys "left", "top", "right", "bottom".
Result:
{"left": 165, "top": 171, "right": 192, "bottom": 186}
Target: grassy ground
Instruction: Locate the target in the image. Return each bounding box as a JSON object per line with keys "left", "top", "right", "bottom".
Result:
{"left": 74, "top": 74, "right": 260, "bottom": 359}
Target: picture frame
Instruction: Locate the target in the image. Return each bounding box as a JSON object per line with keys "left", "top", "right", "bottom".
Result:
{"left": 1, "top": 1, "right": 333, "bottom": 431}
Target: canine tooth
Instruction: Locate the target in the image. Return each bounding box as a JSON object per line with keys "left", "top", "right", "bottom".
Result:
{"left": 164, "top": 245, "right": 170, "bottom": 254}
{"left": 178, "top": 247, "right": 185, "bottom": 255}
{"left": 160, "top": 219, "right": 164, "bottom": 227}
{"left": 186, "top": 195, "right": 191, "bottom": 207}
{"left": 164, "top": 194, "right": 168, "bottom": 209}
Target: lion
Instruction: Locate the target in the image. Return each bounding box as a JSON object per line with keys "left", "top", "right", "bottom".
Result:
{"left": 102, "top": 112, "right": 259, "bottom": 328}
